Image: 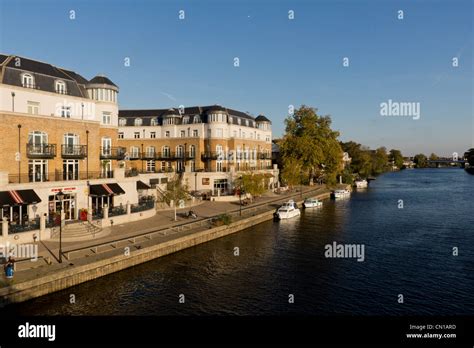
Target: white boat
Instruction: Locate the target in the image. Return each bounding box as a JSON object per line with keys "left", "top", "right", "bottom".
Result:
{"left": 303, "top": 198, "right": 323, "bottom": 208}
{"left": 354, "top": 179, "right": 368, "bottom": 189}
{"left": 273, "top": 200, "right": 301, "bottom": 220}
{"left": 332, "top": 189, "right": 351, "bottom": 199}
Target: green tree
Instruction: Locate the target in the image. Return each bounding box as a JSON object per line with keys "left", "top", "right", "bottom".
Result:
{"left": 236, "top": 172, "right": 270, "bottom": 202}
{"left": 371, "top": 147, "right": 389, "bottom": 174}
{"left": 389, "top": 149, "right": 404, "bottom": 169}
{"left": 280, "top": 105, "right": 343, "bottom": 186}
{"left": 341, "top": 141, "right": 372, "bottom": 178}
{"left": 413, "top": 154, "right": 428, "bottom": 168}
{"left": 280, "top": 157, "right": 303, "bottom": 188}
{"left": 163, "top": 175, "right": 189, "bottom": 221}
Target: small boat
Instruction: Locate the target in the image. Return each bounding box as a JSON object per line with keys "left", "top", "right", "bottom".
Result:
{"left": 303, "top": 198, "right": 323, "bottom": 208}
{"left": 273, "top": 200, "right": 301, "bottom": 220}
{"left": 332, "top": 189, "right": 351, "bottom": 199}
{"left": 354, "top": 179, "right": 368, "bottom": 189}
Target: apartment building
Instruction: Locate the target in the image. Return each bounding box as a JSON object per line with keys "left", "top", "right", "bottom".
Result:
{"left": 0, "top": 54, "right": 277, "bottom": 237}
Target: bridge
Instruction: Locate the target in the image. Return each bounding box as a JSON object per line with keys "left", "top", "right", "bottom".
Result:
{"left": 427, "top": 159, "right": 467, "bottom": 168}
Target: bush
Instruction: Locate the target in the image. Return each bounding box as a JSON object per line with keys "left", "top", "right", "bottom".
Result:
{"left": 214, "top": 213, "right": 232, "bottom": 226}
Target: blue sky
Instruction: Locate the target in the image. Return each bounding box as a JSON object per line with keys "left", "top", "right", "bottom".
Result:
{"left": 0, "top": 0, "right": 472, "bottom": 156}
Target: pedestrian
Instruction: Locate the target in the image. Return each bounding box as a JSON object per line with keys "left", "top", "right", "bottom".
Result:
{"left": 4, "top": 256, "right": 14, "bottom": 279}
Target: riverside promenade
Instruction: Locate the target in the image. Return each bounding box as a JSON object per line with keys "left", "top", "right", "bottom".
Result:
{"left": 0, "top": 184, "right": 347, "bottom": 306}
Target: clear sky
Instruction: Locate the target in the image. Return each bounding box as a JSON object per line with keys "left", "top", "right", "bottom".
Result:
{"left": 0, "top": 0, "right": 472, "bottom": 156}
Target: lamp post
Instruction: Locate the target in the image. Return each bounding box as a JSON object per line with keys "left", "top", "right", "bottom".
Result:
{"left": 56, "top": 191, "right": 65, "bottom": 263}
{"left": 17, "top": 124, "right": 21, "bottom": 183}
{"left": 81, "top": 103, "right": 84, "bottom": 120}
{"left": 11, "top": 92, "right": 15, "bottom": 112}
{"left": 86, "top": 130, "right": 89, "bottom": 179}
{"left": 239, "top": 176, "right": 242, "bottom": 216}
{"left": 141, "top": 143, "right": 144, "bottom": 173}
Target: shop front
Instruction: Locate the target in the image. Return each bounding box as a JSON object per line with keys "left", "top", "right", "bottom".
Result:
{"left": 89, "top": 183, "right": 125, "bottom": 217}
{"left": 48, "top": 187, "right": 78, "bottom": 223}
{"left": 0, "top": 189, "right": 42, "bottom": 229}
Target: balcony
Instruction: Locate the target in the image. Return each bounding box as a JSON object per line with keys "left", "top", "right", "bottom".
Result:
{"left": 141, "top": 152, "right": 156, "bottom": 160}
{"left": 100, "top": 147, "right": 126, "bottom": 160}
{"left": 62, "top": 145, "right": 87, "bottom": 159}
{"left": 258, "top": 152, "right": 272, "bottom": 160}
{"left": 8, "top": 171, "right": 114, "bottom": 184}
{"left": 201, "top": 151, "right": 219, "bottom": 160}
{"left": 26, "top": 144, "right": 57, "bottom": 159}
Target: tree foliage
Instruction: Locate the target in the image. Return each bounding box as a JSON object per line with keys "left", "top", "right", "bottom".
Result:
{"left": 279, "top": 105, "right": 343, "bottom": 186}
{"left": 389, "top": 149, "right": 404, "bottom": 169}
{"left": 414, "top": 153, "right": 428, "bottom": 168}
{"left": 236, "top": 172, "right": 271, "bottom": 201}
{"left": 163, "top": 175, "right": 189, "bottom": 221}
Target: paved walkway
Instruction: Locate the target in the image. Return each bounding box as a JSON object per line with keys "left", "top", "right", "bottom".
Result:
{"left": 0, "top": 185, "right": 335, "bottom": 287}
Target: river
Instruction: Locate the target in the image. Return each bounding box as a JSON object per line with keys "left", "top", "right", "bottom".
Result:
{"left": 6, "top": 168, "right": 474, "bottom": 315}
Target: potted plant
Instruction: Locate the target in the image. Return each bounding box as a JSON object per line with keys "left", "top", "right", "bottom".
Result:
{"left": 80, "top": 208, "right": 88, "bottom": 221}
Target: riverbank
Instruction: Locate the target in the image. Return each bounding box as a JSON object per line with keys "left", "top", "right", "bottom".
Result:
{"left": 0, "top": 185, "right": 347, "bottom": 307}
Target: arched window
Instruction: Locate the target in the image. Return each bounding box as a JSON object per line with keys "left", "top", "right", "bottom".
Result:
{"left": 22, "top": 73, "right": 34, "bottom": 88}
{"left": 118, "top": 118, "right": 127, "bottom": 126}
{"left": 176, "top": 145, "right": 184, "bottom": 157}
{"left": 150, "top": 118, "right": 158, "bottom": 126}
{"left": 182, "top": 116, "right": 189, "bottom": 124}
{"left": 146, "top": 146, "right": 155, "bottom": 156}
{"left": 162, "top": 146, "right": 170, "bottom": 158}
{"left": 193, "top": 115, "right": 201, "bottom": 124}
{"left": 130, "top": 146, "right": 140, "bottom": 158}
{"left": 134, "top": 118, "right": 142, "bottom": 126}
{"left": 189, "top": 145, "right": 196, "bottom": 158}
{"left": 55, "top": 80, "right": 67, "bottom": 94}
{"left": 28, "top": 131, "right": 48, "bottom": 145}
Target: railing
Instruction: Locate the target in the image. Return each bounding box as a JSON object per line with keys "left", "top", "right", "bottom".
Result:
{"left": 9, "top": 221, "right": 40, "bottom": 233}
{"left": 100, "top": 147, "right": 126, "bottom": 160}
{"left": 61, "top": 145, "right": 87, "bottom": 158}
{"left": 8, "top": 171, "right": 114, "bottom": 184}
{"left": 124, "top": 168, "right": 174, "bottom": 177}
{"left": 201, "top": 151, "right": 220, "bottom": 160}
{"left": 258, "top": 153, "right": 272, "bottom": 160}
{"left": 108, "top": 206, "right": 127, "bottom": 217}
{"left": 22, "top": 83, "right": 37, "bottom": 89}
{"left": 131, "top": 200, "right": 155, "bottom": 213}
{"left": 26, "top": 143, "right": 57, "bottom": 158}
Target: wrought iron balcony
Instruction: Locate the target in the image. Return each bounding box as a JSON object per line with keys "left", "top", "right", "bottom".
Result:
{"left": 258, "top": 152, "right": 272, "bottom": 160}
{"left": 26, "top": 143, "right": 56, "bottom": 159}
{"left": 61, "top": 145, "right": 87, "bottom": 159}
{"left": 100, "top": 147, "right": 126, "bottom": 160}
{"left": 201, "top": 151, "right": 220, "bottom": 160}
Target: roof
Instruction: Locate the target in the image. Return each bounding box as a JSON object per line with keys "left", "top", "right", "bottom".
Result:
{"left": 88, "top": 75, "right": 118, "bottom": 87}
{"left": 255, "top": 114, "right": 271, "bottom": 123}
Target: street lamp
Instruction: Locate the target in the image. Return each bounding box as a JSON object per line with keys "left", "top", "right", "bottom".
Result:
{"left": 239, "top": 176, "right": 242, "bottom": 216}
{"left": 17, "top": 124, "right": 21, "bottom": 183}
{"left": 56, "top": 190, "right": 65, "bottom": 263}
{"left": 11, "top": 92, "right": 15, "bottom": 112}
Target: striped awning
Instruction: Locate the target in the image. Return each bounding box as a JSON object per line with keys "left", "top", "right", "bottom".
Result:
{"left": 0, "top": 190, "right": 42, "bottom": 206}
{"left": 89, "top": 183, "right": 125, "bottom": 197}
{"left": 137, "top": 181, "right": 151, "bottom": 190}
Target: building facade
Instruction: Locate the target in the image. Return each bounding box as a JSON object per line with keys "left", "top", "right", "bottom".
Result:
{"left": 0, "top": 54, "right": 277, "bottom": 237}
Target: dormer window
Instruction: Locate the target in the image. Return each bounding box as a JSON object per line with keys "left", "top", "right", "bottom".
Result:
{"left": 119, "top": 118, "right": 127, "bottom": 126}
{"left": 134, "top": 118, "right": 142, "bottom": 126}
{"left": 182, "top": 116, "right": 189, "bottom": 124}
{"left": 237, "top": 118, "right": 241, "bottom": 125}
{"left": 22, "top": 73, "right": 34, "bottom": 88}
{"left": 55, "top": 80, "right": 67, "bottom": 94}
{"left": 150, "top": 118, "right": 158, "bottom": 126}
{"left": 193, "top": 115, "right": 200, "bottom": 124}
{"left": 245, "top": 119, "right": 249, "bottom": 126}
{"left": 228, "top": 116, "right": 233, "bottom": 123}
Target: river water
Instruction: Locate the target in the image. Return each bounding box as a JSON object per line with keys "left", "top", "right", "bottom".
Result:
{"left": 6, "top": 169, "right": 474, "bottom": 315}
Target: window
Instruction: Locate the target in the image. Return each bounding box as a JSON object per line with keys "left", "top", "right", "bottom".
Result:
{"left": 101, "top": 137, "right": 112, "bottom": 155}
{"left": 118, "top": 132, "right": 124, "bottom": 139}
{"left": 193, "top": 115, "right": 200, "bottom": 123}
{"left": 162, "top": 146, "right": 170, "bottom": 158}
{"left": 60, "top": 106, "right": 71, "bottom": 118}
{"left": 257, "top": 134, "right": 261, "bottom": 140}
{"left": 242, "top": 131, "right": 246, "bottom": 139}
{"left": 22, "top": 73, "right": 34, "bottom": 88}
{"left": 207, "top": 129, "right": 211, "bottom": 137}
{"left": 237, "top": 118, "right": 241, "bottom": 125}
{"left": 165, "top": 131, "right": 170, "bottom": 138}
{"left": 192, "top": 129, "right": 198, "bottom": 137}
{"left": 55, "top": 80, "right": 67, "bottom": 94}
{"left": 146, "top": 146, "right": 155, "bottom": 156}
{"left": 134, "top": 118, "right": 142, "bottom": 126}
{"left": 245, "top": 119, "right": 249, "bottom": 126}
{"left": 62, "top": 159, "right": 79, "bottom": 180}
{"left": 150, "top": 132, "right": 156, "bottom": 139}
{"left": 182, "top": 116, "right": 189, "bottom": 124}
{"left": 28, "top": 159, "right": 48, "bottom": 182}
{"left": 134, "top": 132, "right": 140, "bottom": 139}
{"left": 150, "top": 118, "right": 158, "bottom": 126}
{"left": 189, "top": 145, "right": 196, "bottom": 158}
{"left": 63, "top": 133, "right": 78, "bottom": 153}
{"left": 266, "top": 136, "right": 270, "bottom": 142}
{"left": 119, "top": 118, "right": 127, "bottom": 126}
{"left": 146, "top": 160, "right": 155, "bottom": 172}
{"left": 27, "top": 101, "right": 39, "bottom": 115}
{"left": 130, "top": 146, "right": 140, "bottom": 158}
{"left": 216, "top": 128, "right": 223, "bottom": 138}
{"left": 229, "top": 116, "right": 233, "bottom": 123}
{"left": 102, "top": 112, "right": 111, "bottom": 125}
{"left": 233, "top": 130, "right": 237, "bottom": 138}
{"left": 180, "top": 130, "right": 186, "bottom": 138}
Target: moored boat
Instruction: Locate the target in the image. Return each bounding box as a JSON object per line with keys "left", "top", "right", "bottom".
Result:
{"left": 273, "top": 200, "right": 301, "bottom": 220}
{"left": 303, "top": 198, "right": 323, "bottom": 208}
{"left": 331, "top": 189, "right": 351, "bottom": 199}
{"left": 354, "top": 179, "right": 368, "bottom": 189}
